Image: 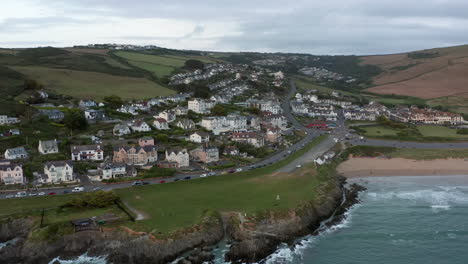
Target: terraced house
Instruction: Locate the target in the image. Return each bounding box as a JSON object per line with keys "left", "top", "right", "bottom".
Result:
{"left": 71, "top": 145, "right": 104, "bottom": 161}
{"left": 0, "top": 161, "right": 24, "bottom": 185}
{"left": 165, "top": 149, "right": 190, "bottom": 168}
{"left": 113, "top": 146, "right": 158, "bottom": 166}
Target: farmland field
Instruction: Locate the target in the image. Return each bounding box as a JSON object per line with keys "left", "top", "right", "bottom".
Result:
{"left": 12, "top": 66, "right": 175, "bottom": 100}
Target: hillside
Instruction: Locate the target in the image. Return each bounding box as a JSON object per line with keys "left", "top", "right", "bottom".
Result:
{"left": 362, "top": 45, "right": 468, "bottom": 101}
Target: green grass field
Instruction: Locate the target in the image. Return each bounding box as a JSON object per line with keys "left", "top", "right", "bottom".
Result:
{"left": 361, "top": 125, "right": 399, "bottom": 137}
{"left": 390, "top": 148, "right": 468, "bottom": 160}
{"left": 12, "top": 66, "right": 175, "bottom": 100}
{"left": 114, "top": 51, "right": 217, "bottom": 77}
{"left": 417, "top": 125, "right": 468, "bottom": 138}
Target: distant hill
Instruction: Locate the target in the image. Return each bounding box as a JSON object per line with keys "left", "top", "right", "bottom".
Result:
{"left": 361, "top": 45, "right": 468, "bottom": 100}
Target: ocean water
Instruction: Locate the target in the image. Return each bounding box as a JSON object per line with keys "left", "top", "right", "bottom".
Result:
{"left": 260, "top": 175, "right": 468, "bottom": 264}
{"left": 42, "top": 175, "right": 468, "bottom": 264}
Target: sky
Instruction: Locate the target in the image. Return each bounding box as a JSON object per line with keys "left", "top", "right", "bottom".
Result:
{"left": 1, "top": 0, "right": 468, "bottom": 55}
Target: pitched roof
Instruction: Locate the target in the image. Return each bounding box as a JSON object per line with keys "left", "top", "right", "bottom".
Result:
{"left": 39, "top": 140, "right": 58, "bottom": 151}
{"left": 6, "top": 147, "right": 28, "bottom": 155}
{"left": 45, "top": 160, "right": 73, "bottom": 168}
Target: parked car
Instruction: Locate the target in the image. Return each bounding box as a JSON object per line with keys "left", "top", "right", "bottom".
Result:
{"left": 200, "top": 173, "right": 207, "bottom": 177}
{"left": 174, "top": 178, "right": 180, "bottom": 182}
{"left": 63, "top": 190, "right": 70, "bottom": 194}
{"left": 48, "top": 192, "right": 56, "bottom": 195}
{"left": 5, "top": 194, "right": 14, "bottom": 199}
{"left": 72, "top": 187, "right": 84, "bottom": 193}
{"left": 29, "top": 193, "right": 37, "bottom": 197}
{"left": 159, "top": 180, "right": 166, "bottom": 184}
{"left": 184, "top": 176, "right": 191, "bottom": 180}
{"left": 15, "top": 191, "right": 27, "bottom": 198}
{"left": 142, "top": 181, "right": 150, "bottom": 185}
{"left": 92, "top": 187, "right": 102, "bottom": 191}
{"left": 235, "top": 168, "right": 243, "bottom": 172}
{"left": 38, "top": 192, "right": 46, "bottom": 196}
{"left": 296, "top": 164, "right": 302, "bottom": 168}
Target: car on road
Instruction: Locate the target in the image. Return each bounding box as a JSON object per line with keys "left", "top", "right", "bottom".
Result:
{"left": 200, "top": 173, "right": 207, "bottom": 177}
{"left": 228, "top": 169, "right": 236, "bottom": 173}
{"left": 132, "top": 181, "right": 143, "bottom": 186}
{"left": 48, "top": 192, "right": 56, "bottom": 195}
{"left": 72, "top": 187, "right": 84, "bottom": 193}
{"left": 5, "top": 194, "right": 14, "bottom": 199}
{"left": 235, "top": 168, "right": 243, "bottom": 172}
{"left": 15, "top": 191, "right": 27, "bottom": 198}
{"left": 142, "top": 181, "right": 150, "bottom": 185}
{"left": 159, "top": 180, "right": 166, "bottom": 183}
{"left": 184, "top": 176, "right": 191, "bottom": 180}
{"left": 63, "top": 190, "right": 70, "bottom": 194}
{"left": 92, "top": 187, "right": 102, "bottom": 191}
{"left": 207, "top": 172, "right": 216, "bottom": 176}
{"left": 38, "top": 192, "right": 45, "bottom": 196}
{"left": 28, "top": 193, "right": 37, "bottom": 197}
{"left": 174, "top": 178, "right": 180, "bottom": 182}
{"left": 296, "top": 164, "right": 302, "bottom": 168}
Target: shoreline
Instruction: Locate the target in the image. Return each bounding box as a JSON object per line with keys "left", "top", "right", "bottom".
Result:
{"left": 337, "top": 157, "right": 468, "bottom": 178}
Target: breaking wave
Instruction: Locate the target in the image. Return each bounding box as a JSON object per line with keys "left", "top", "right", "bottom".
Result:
{"left": 48, "top": 253, "right": 107, "bottom": 264}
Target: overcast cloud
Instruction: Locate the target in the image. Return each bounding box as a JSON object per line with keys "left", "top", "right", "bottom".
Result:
{"left": 1, "top": 0, "right": 467, "bottom": 55}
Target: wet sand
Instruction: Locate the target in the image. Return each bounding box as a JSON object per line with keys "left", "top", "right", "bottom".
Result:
{"left": 337, "top": 157, "right": 468, "bottom": 178}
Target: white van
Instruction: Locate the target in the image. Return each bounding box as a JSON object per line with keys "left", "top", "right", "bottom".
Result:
{"left": 15, "top": 191, "right": 27, "bottom": 198}
{"left": 72, "top": 187, "right": 84, "bottom": 193}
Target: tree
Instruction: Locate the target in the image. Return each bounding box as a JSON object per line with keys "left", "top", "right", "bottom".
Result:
{"left": 64, "top": 110, "right": 88, "bottom": 131}
{"left": 103, "top": 95, "right": 123, "bottom": 109}
{"left": 183, "top": 59, "right": 204, "bottom": 70}
{"left": 211, "top": 104, "right": 228, "bottom": 116}
{"left": 24, "top": 79, "right": 43, "bottom": 90}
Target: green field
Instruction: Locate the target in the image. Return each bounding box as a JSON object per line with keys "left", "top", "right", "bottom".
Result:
{"left": 293, "top": 76, "right": 358, "bottom": 98}
{"left": 417, "top": 125, "right": 468, "bottom": 138}
{"left": 114, "top": 51, "right": 217, "bottom": 77}
{"left": 361, "top": 125, "right": 399, "bottom": 137}
{"left": 12, "top": 66, "right": 175, "bottom": 100}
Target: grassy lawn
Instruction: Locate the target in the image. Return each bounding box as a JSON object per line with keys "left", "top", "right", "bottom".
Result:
{"left": 12, "top": 66, "right": 175, "bottom": 100}
{"left": 116, "top": 136, "right": 328, "bottom": 233}
{"left": 293, "top": 76, "right": 358, "bottom": 97}
{"left": 417, "top": 125, "right": 468, "bottom": 138}
{"left": 0, "top": 194, "right": 76, "bottom": 217}
{"left": 361, "top": 125, "right": 399, "bottom": 137}
{"left": 127, "top": 60, "right": 176, "bottom": 77}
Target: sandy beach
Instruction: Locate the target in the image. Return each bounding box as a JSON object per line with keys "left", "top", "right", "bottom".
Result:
{"left": 337, "top": 157, "right": 468, "bottom": 178}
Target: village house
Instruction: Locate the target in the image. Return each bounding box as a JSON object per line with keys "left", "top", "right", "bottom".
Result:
{"left": 89, "top": 162, "right": 137, "bottom": 181}
{"left": 0, "top": 115, "right": 20, "bottom": 125}
{"left": 43, "top": 160, "right": 74, "bottom": 183}
{"left": 38, "top": 139, "right": 59, "bottom": 155}
{"left": 39, "top": 109, "right": 65, "bottom": 121}
{"left": 117, "top": 105, "right": 138, "bottom": 116}
{"left": 189, "top": 131, "right": 210, "bottom": 143}
{"left": 153, "top": 118, "right": 170, "bottom": 130}
{"left": 165, "top": 149, "right": 190, "bottom": 168}
{"left": 130, "top": 120, "right": 151, "bottom": 132}
{"left": 390, "top": 107, "right": 465, "bottom": 125}
{"left": 71, "top": 145, "right": 104, "bottom": 161}
{"left": 84, "top": 109, "right": 106, "bottom": 121}
{"left": 174, "top": 106, "right": 189, "bottom": 116}
{"left": 344, "top": 110, "right": 377, "bottom": 121}
{"left": 157, "top": 110, "right": 176, "bottom": 123}
{"left": 176, "top": 119, "right": 196, "bottom": 130}
{"left": 113, "top": 146, "right": 158, "bottom": 166}
{"left": 0, "top": 161, "right": 24, "bottom": 185}
{"left": 201, "top": 115, "right": 248, "bottom": 135}
{"left": 190, "top": 145, "right": 219, "bottom": 164}
{"left": 265, "top": 127, "right": 282, "bottom": 143}
{"left": 231, "top": 132, "right": 265, "bottom": 147}
{"left": 188, "top": 98, "right": 216, "bottom": 114}
{"left": 9, "top": 129, "right": 20, "bottom": 136}
{"left": 138, "top": 137, "right": 155, "bottom": 147}
{"left": 261, "top": 114, "right": 288, "bottom": 130}
{"left": 79, "top": 100, "right": 97, "bottom": 108}
{"left": 4, "top": 147, "right": 28, "bottom": 160}
{"left": 223, "top": 145, "right": 240, "bottom": 156}
{"left": 113, "top": 123, "right": 131, "bottom": 136}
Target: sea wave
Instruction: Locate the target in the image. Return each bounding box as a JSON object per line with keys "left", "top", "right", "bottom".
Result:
{"left": 48, "top": 253, "right": 107, "bottom": 264}
{"left": 365, "top": 186, "right": 468, "bottom": 209}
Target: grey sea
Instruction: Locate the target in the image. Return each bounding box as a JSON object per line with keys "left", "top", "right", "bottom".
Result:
{"left": 51, "top": 175, "right": 468, "bottom": 264}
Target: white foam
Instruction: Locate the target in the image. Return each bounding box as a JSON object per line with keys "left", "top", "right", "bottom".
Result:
{"left": 48, "top": 253, "right": 107, "bottom": 264}
{"left": 0, "top": 238, "right": 18, "bottom": 250}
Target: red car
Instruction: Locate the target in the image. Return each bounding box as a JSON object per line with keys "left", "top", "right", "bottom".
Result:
{"left": 48, "top": 192, "right": 56, "bottom": 195}
{"left": 159, "top": 180, "right": 166, "bottom": 184}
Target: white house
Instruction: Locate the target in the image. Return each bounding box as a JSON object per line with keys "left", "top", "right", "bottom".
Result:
{"left": 131, "top": 120, "right": 151, "bottom": 132}
{"left": 189, "top": 131, "right": 210, "bottom": 143}
{"left": 187, "top": 98, "right": 215, "bottom": 114}
{"left": 43, "top": 161, "right": 75, "bottom": 183}
{"left": 117, "top": 105, "right": 138, "bottom": 116}
{"left": 176, "top": 119, "right": 196, "bottom": 130}
{"left": 84, "top": 109, "right": 105, "bottom": 121}
{"left": 153, "top": 118, "right": 170, "bottom": 130}
{"left": 113, "top": 123, "right": 131, "bottom": 136}
{"left": 0, "top": 115, "right": 20, "bottom": 125}
{"left": 165, "top": 149, "right": 190, "bottom": 168}
{"left": 157, "top": 110, "right": 176, "bottom": 123}
{"left": 71, "top": 145, "right": 104, "bottom": 161}
{"left": 4, "top": 147, "right": 28, "bottom": 160}
{"left": 38, "top": 139, "right": 59, "bottom": 155}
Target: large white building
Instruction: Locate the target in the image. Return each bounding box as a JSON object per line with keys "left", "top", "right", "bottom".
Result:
{"left": 201, "top": 115, "right": 248, "bottom": 135}
{"left": 43, "top": 161, "right": 75, "bottom": 183}
{"left": 188, "top": 98, "right": 216, "bottom": 114}
{"left": 0, "top": 161, "right": 24, "bottom": 185}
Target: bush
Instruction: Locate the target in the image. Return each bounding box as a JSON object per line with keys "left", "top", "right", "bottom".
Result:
{"left": 145, "top": 167, "right": 176, "bottom": 177}
{"left": 344, "top": 146, "right": 396, "bottom": 157}
{"left": 457, "top": 129, "right": 468, "bottom": 135}
{"left": 63, "top": 191, "right": 119, "bottom": 209}
{"left": 207, "top": 162, "right": 236, "bottom": 170}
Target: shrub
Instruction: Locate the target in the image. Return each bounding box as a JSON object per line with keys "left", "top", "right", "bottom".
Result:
{"left": 63, "top": 191, "right": 119, "bottom": 209}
